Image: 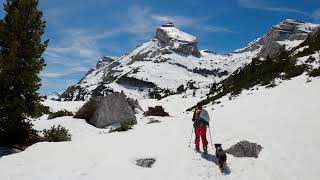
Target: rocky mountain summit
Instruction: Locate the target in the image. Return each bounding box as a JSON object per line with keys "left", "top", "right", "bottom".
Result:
{"left": 155, "top": 22, "right": 200, "bottom": 57}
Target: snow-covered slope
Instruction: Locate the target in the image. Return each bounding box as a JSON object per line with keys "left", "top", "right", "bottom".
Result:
{"left": 1, "top": 75, "right": 320, "bottom": 180}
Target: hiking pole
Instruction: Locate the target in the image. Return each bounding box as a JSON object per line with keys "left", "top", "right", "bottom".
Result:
{"left": 188, "top": 126, "right": 194, "bottom": 147}
{"left": 208, "top": 126, "right": 214, "bottom": 151}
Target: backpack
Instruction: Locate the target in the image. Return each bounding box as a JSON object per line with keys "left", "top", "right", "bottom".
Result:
{"left": 199, "top": 109, "right": 210, "bottom": 122}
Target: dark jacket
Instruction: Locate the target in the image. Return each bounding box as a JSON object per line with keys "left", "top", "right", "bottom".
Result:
{"left": 192, "top": 108, "right": 209, "bottom": 128}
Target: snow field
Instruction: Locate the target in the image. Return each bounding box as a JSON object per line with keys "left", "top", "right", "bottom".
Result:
{"left": 1, "top": 75, "right": 320, "bottom": 180}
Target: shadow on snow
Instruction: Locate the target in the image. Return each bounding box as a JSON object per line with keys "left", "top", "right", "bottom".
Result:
{"left": 202, "top": 153, "right": 231, "bottom": 175}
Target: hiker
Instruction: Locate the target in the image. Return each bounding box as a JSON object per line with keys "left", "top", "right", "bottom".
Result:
{"left": 192, "top": 102, "right": 210, "bottom": 153}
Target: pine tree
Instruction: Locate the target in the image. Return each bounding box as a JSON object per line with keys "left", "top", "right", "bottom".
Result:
{"left": 0, "top": 0, "right": 49, "bottom": 146}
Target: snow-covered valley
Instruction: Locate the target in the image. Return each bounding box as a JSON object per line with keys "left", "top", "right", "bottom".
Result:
{"left": 1, "top": 0, "right": 320, "bottom": 179}
{"left": 1, "top": 75, "right": 319, "bottom": 180}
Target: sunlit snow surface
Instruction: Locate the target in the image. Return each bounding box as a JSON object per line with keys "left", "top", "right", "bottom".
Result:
{"left": 1, "top": 75, "right": 320, "bottom": 180}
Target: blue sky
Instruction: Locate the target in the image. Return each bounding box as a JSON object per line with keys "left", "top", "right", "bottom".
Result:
{"left": 0, "top": 0, "right": 320, "bottom": 95}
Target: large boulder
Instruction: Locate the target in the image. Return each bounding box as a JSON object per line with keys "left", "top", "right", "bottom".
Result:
{"left": 74, "top": 93, "right": 137, "bottom": 128}
{"left": 225, "top": 140, "right": 263, "bottom": 158}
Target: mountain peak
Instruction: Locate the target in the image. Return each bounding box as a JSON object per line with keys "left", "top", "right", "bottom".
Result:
{"left": 237, "top": 19, "right": 319, "bottom": 56}
{"left": 273, "top": 19, "right": 317, "bottom": 33}
{"left": 279, "top": 19, "right": 305, "bottom": 24}
{"left": 154, "top": 23, "right": 200, "bottom": 57}
{"left": 155, "top": 23, "right": 197, "bottom": 43}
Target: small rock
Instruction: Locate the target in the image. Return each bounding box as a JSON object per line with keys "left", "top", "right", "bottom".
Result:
{"left": 136, "top": 158, "right": 156, "bottom": 168}
{"left": 225, "top": 140, "right": 263, "bottom": 158}
{"left": 147, "top": 118, "right": 161, "bottom": 124}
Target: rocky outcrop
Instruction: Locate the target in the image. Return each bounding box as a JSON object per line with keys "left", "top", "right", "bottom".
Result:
{"left": 225, "top": 140, "right": 263, "bottom": 158}
{"left": 96, "top": 56, "right": 114, "bottom": 69}
{"left": 59, "top": 85, "right": 90, "bottom": 101}
{"left": 144, "top": 106, "right": 169, "bottom": 116}
{"left": 116, "top": 75, "right": 156, "bottom": 88}
{"left": 257, "top": 41, "right": 285, "bottom": 57}
{"left": 240, "top": 19, "right": 318, "bottom": 57}
{"left": 74, "top": 93, "right": 137, "bottom": 128}
{"left": 155, "top": 23, "right": 201, "bottom": 57}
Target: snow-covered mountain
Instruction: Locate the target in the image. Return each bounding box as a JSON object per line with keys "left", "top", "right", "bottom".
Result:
{"left": 59, "top": 20, "right": 318, "bottom": 101}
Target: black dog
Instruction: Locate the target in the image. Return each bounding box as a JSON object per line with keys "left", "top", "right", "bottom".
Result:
{"left": 215, "top": 144, "right": 227, "bottom": 173}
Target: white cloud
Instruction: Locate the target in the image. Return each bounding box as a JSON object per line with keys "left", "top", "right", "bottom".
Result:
{"left": 200, "top": 25, "right": 233, "bottom": 33}
{"left": 66, "top": 79, "right": 78, "bottom": 86}
{"left": 45, "top": 29, "right": 102, "bottom": 69}
{"left": 40, "top": 71, "right": 67, "bottom": 78}
{"left": 41, "top": 28, "right": 106, "bottom": 81}
{"left": 125, "top": 5, "right": 155, "bottom": 35}
{"left": 40, "top": 65, "right": 88, "bottom": 78}
{"left": 123, "top": 5, "right": 231, "bottom": 36}
{"left": 238, "top": 0, "right": 309, "bottom": 15}
{"left": 313, "top": 9, "right": 320, "bottom": 20}
{"left": 150, "top": 15, "right": 200, "bottom": 26}
{"left": 40, "top": 77, "right": 78, "bottom": 95}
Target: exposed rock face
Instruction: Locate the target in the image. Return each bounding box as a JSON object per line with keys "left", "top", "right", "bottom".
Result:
{"left": 136, "top": 158, "right": 156, "bottom": 168}
{"left": 74, "top": 93, "right": 137, "bottom": 128}
{"left": 155, "top": 23, "right": 201, "bottom": 57}
{"left": 144, "top": 106, "right": 169, "bottom": 117}
{"left": 59, "top": 85, "right": 90, "bottom": 101}
{"left": 116, "top": 76, "right": 156, "bottom": 88}
{"left": 225, "top": 140, "right": 263, "bottom": 158}
{"left": 258, "top": 41, "right": 285, "bottom": 58}
{"left": 239, "top": 19, "right": 318, "bottom": 57}
{"left": 96, "top": 56, "right": 114, "bottom": 69}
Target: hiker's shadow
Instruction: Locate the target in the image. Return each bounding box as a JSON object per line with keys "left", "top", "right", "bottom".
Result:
{"left": 202, "top": 153, "right": 231, "bottom": 175}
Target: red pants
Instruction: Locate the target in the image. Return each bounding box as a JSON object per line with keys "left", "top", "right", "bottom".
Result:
{"left": 195, "top": 127, "right": 208, "bottom": 149}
